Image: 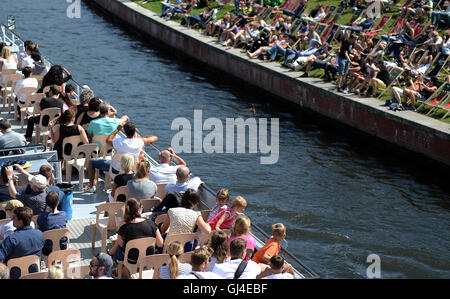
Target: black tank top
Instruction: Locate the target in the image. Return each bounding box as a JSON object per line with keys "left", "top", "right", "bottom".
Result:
{"left": 54, "top": 124, "right": 81, "bottom": 159}
{"left": 79, "top": 111, "right": 101, "bottom": 126}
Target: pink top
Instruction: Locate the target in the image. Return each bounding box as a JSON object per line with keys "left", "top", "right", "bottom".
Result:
{"left": 207, "top": 207, "right": 234, "bottom": 230}
{"left": 207, "top": 204, "right": 228, "bottom": 222}
{"left": 229, "top": 235, "right": 256, "bottom": 251}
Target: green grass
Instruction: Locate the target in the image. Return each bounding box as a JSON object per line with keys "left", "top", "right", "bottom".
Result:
{"left": 133, "top": 0, "right": 450, "bottom": 122}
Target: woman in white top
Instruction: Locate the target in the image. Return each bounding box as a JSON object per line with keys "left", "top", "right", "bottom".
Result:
{"left": 161, "top": 189, "right": 211, "bottom": 237}
{"left": 156, "top": 241, "right": 192, "bottom": 279}
{"left": 14, "top": 66, "right": 39, "bottom": 103}
{"left": 0, "top": 46, "right": 18, "bottom": 71}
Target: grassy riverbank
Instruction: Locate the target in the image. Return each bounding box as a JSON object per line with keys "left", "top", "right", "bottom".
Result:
{"left": 133, "top": 0, "right": 450, "bottom": 122}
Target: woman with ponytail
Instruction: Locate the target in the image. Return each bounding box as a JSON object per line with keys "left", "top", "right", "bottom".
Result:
{"left": 156, "top": 241, "right": 192, "bottom": 279}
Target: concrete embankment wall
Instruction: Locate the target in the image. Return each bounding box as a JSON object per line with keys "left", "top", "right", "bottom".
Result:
{"left": 91, "top": 0, "right": 450, "bottom": 167}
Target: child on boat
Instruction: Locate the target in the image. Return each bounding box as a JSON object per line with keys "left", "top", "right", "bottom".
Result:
{"left": 207, "top": 196, "right": 247, "bottom": 231}
{"left": 206, "top": 188, "right": 230, "bottom": 222}
{"left": 229, "top": 215, "right": 256, "bottom": 261}
{"left": 252, "top": 223, "right": 286, "bottom": 264}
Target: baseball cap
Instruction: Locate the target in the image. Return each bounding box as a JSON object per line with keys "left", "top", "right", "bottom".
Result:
{"left": 28, "top": 174, "right": 47, "bottom": 189}
{"left": 95, "top": 253, "right": 113, "bottom": 276}
{"left": 0, "top": 199, "right": 24, "bottom": 211}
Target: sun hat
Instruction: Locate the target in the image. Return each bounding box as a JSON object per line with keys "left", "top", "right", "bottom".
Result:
{"left": 28, "top": 174, "right": 47, "bottom": 189}
{"left": 0, "top": 199, "right": 24, "bottom": 211}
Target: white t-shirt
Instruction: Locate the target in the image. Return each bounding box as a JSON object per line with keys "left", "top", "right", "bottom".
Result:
{"left": 112, "top": 137, "right": 144, "bottom": 170}
{"left": 212, "top": 259, "right": 262, "bottom": 279}
{"left": 265, "top": 273, "right": 294, "bottom": 279}
{"left": 20, "top": 55, "right": 35, "bottom": 69}
{"left": 206, "top": 256, "right": 230, "bottom": 272}
{"left": 178, "top": 271, "right": 223, "bottom": 279}
{"left": 165, "top": 177, "right": 202, "bottom": 194}
{"left": 149, "top": 163, "right": 179, "bottom": 185}
{"left": 14, "top": 77, "right": 39, "bottom": 103}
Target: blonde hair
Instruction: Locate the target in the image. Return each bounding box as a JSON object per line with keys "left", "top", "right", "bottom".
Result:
{"left": 232, "top": 215, "right": 251, "bottom": 236}
{"left": 120, "top": 154, "right": 135, "bottom": 173}
{"left": 191, "top": 246, "right": 214, "bottom": 268}
{"left": 272, "top": 223, "right": 286, "bottom": 238}
{"left": 167, "top": 241, "right": 183, "bottom": 279}
{"left": 216, "top": 188, "right": 229, "bottom": 203}
{"left": 135, "top": 159, "right": 150, "bottom": 179}
{"left": 47, "top": 265, "right": 64, "bottom": 279}
{"left": 231, "top": 196, "right": 247, "bottom": 210}
{"left": 1, "top": 47, "right": 11, "bottom": 59}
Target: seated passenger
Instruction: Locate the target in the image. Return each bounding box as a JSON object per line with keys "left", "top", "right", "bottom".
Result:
{"left": 178, "top": 246, "right": 223, "bottom": 279}
{"left": 86, "top": 121, "right": 157, "bottom": 193}
{"left": 109, "top": 154, "right": 135, "bottom": 202}
{"left": 0, "top": 119, "right": 27, "bottom": 156}
{"left": 0, "top": 206, "right": 44, "bottom": 277}
{"left": 0, "top": 200, "right": 24, "bottom": 242}
{"left": 156, "top": 241, "right": 192, "bottom": 279}
{"left": 149, "top": 148, "right": 186, "bottom": 185}
{"left": 127, "top": 159, "right": 157, "bottom": 201}
{"left": 13, "top": 66, "right": 39, "bottom": 104}
{"left": 164, "top": 166, "right": 202, "bottom": 194}
{"left": 48, "top": 109, "right": 89, "bottom": 160}
{"left": 76, "top": 97, "right": 101, "bottom": 127}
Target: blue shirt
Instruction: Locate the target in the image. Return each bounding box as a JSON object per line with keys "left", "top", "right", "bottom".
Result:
{"left": 37, "top": 211, "right": 67, "bottom": 232}
{"left": 0, "top": 226, "right": 44, "bottom": 263}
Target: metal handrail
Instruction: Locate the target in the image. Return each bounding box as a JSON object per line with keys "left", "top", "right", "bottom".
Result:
{"left": 1, "top": 23, "right": 319, "bottom": 278}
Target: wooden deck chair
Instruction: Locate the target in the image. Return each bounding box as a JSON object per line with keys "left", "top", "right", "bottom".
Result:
{"left": 118, "top": 237, "right": 157, "bottom": 278}
{"left": 42, "top": 228, "right": 70, "bottom": 265}
{"left": 417, "top": 82, "right": 450, "bottom": 111}
{"left": 140, "top": 198, "right": 161, "bottom": 213}
{"left": 373, "top": 15, "right": 391, "bottom": 32}
{"left": 378, "top": 67, "right": 404, "bottom": 98}
{"left": 322, "top": 6, "right": 336, "bottom": 24}
{"left": 329, "top": 7, "right": 343, "bottom": 24}
{"left": 262, "top": 8, "right": 273, "bottom": 21}
{"left": 137, "top": 253, "right": 170, "bottom": 279}
{"left": 156, "top": 183, "right": 167, "bottom": 200}
{"left": 439, "top": 99, "right": 450, "bottom": 120}
{"left": 34, "top": 107, "right": 61, "bottom": 145}
{"left": 62, "top": 135, "right": 84, "bottom": 183}
{"left": 91, "top": 201, "right": 125, "bottom": 252}
{"left": 391, "top": 18, "right": 405, "bottom": 35}
{"left": 315, "top": 23, "right": 327, "bottom": 37}
{"left": 114, "top": 185, "right": 129, "bottom": 203}
{"left": 163, "top": 232, "right": 200, "bottom": 253}
{"left": 19, "top": 271, "right": 48, "bottom": 279}
{"left": 179, "top": 251, "right": 193, "bottom": 264}
{"left": 65, "top": 143, "right": 99, "bottom": 191}
{"left": 321, "top": 19, "right": 336, "bottom": 44}
{"left": 7, "top": 255, "right": 40, "bottom": 279}
{"left": 47, "top": 249, "right": 81, "bottom": 277}
{"left": 14, "top": 86, "right": 36, "bottom": 123}
{"left": 346, "top": 9, "right": 363, "bottom": 25}
{"left": 421, "top": 83, "right": 450, "bottom": 115}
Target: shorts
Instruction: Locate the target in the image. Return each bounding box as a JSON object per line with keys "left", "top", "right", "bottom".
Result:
{"left": 91, "top": 158, "right": 112, "bottom": 172}
{"left": 338, "top": 57, "right": 350, "bottom": 76}
{"left": 374, "top": 78, "right": 387, "bottom": 89}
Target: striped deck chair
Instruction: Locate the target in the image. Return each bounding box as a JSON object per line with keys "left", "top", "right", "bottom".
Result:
{"left": 417, "top": 82, "right": 450, "bottom": 112}
{"left": 262, "top": 8, "right": 273, "bottom": 21}
{"left": 322, "top": 6, "right": 336, "bottom": 23}
{"left": 291, "top": 18, "right": 303, "bottom": 34}
{"left": 377, "top": 67, "right": 404, "bottom": 98}
{"left": 321, "top": 19, "right": 336, "bottom": 44}
{"left": 346, "top": 9, "right": 363, "bottom": 25}
{"left": 328, "top": 7, "right": 343, "bottom": 24}
{"left": 414, "top": 24, "right": 425, "bottom": 37}
{"left": 315, "top": 23, "right": 327, "bottom": 37}
{"left": 391, "top": 18, "right": 405, "bottom": 35}
{"left": 372, "top": 15, "right": 391, "bottom": 32}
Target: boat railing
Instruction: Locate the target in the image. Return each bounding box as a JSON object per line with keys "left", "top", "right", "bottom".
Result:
{"left": 1, "top": 23, "right": 320, "bottom": 279}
